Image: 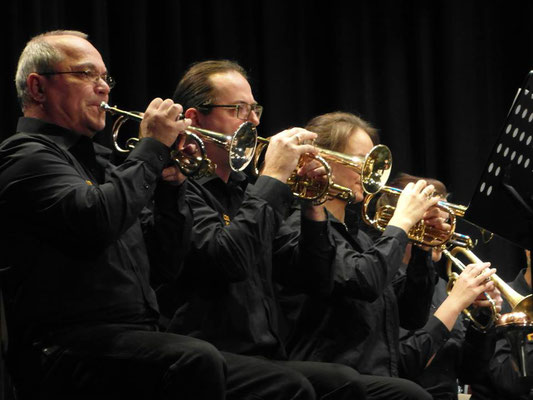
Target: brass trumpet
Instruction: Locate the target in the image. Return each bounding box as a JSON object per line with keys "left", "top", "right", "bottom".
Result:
{"left": 252, "top": 137, "right": 392, "bottom": 205}
{"left": 361, "top": 186, "right": 468, "bottom": 248}
{"left": 101, "top": 102, "right": 257, "bottom": 178}
{"left": 443, "top": 246, "right": 533, "bottom": 332}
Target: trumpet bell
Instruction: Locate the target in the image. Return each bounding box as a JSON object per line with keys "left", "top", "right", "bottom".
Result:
{"left": 228, "top": 122, "right": 257, "bottom": 172}
{"left": 360, "top": 144, "right": 393, "bottom": 195}
{"left": 495, "top": 307, "right": 533, "bottom": 378}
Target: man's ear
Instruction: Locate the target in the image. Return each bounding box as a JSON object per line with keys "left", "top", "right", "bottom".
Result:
{"left": 26, "top": 73, "right": 47, "bottom": 103}
{"left": 184, "top": 108, "right": 201, "bottom": 127}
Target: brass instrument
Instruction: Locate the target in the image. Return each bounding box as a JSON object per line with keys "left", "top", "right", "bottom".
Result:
{"left": 252, "top": 137, "right": 392, "bottom": 205}
{"left": 101, "top": 102, "right": 257, "bottom": 178}
{"left": 361, "top": 186, "right": 468, "bottom": 248}
{"left": 443, "top": 246, "right": 533, "bottom": 332}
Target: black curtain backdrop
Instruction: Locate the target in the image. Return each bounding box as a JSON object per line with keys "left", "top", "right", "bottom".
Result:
{"left": 4, "top": 0, "right": 533, "bottom": 279}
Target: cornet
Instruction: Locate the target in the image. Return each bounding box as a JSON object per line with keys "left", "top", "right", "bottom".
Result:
{"left": 361, "top": 186, "right": 468, "bottom": 248}
{"left": 252, "top": 136, "right": 393, "bottom": 205}
{"left": 101, "top": 102, "right": 257, "bottom": 178}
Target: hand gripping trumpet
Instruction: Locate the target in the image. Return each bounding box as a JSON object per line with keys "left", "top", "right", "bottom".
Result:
{"left": 100, "top": 102, "right": 257, "bottom": 178}
{"left": 361, "top": 186, "right": 469, "bottom": 248}
{"left": 443, "top": 245, "right": 533, "bottom": 332}
{"left": 251, "top": 136, "right": 393, "bottom": 205}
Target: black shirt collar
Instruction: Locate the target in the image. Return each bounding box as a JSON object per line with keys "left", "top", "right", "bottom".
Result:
{"left": 197, "top": 170, "right": 248, "bottom": 190}
{"left": 16, "top": 117, "right": 85, "bottom": 151}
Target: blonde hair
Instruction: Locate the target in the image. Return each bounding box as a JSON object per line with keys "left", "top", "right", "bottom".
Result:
{"left": 304, "top": 111, "right": 379, "bottom": 153}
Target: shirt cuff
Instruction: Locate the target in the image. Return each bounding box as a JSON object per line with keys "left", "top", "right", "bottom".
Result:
{"left": 247, "top": 175, "right": 293, "bottom": 216}
{"left": 383, "top": 224, "right": 409, "bottom": 248}
{"left": 425, "top": 315, "right": 452, "bottom": 345}
{"left": 128, "top": 137, "right": 172, "bottom": 173}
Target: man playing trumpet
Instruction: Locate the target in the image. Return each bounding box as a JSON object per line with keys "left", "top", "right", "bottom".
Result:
{"left": 158, "top": 60, "right": 368, "bottom": 399}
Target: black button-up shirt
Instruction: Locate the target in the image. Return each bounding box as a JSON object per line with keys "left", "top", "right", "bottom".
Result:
{"left": 0, "top": 118, "right": 188, "bottom": 350}
{"left": 164, "top": 172, "right": 333, "bottom": 359}
{"left": 280, "top": 212, "right": 435, "bottom": 376}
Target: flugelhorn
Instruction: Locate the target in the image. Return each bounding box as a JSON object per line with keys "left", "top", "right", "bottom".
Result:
{"left": 101, "top": 102, "right": 257, "bottom": 178}
{"left": 252, "top": 137, "right": 392, "bottom": 205}
{"left": 443, "top": 246, "right": 533, "bottom": 332}
{"left": 361, "top": 186, "right": 468, "bottom": 248}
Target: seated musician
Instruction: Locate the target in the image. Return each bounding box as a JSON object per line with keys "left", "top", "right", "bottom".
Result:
{"left": 388, "top": 174, "right": 504, "bottom": 400}
{"left": 277, "top": 111, "right": 451, "bottom": 400}
{"left": 0, "top": 30, "right": 236, "bottom": 399}
{"left": 159, "top": 60, "right": 369, "bottom": 400}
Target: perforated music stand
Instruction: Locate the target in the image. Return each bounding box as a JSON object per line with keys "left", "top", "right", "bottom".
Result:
{"left": 466, "top": 70, "right": 533, "bottom": 379}
{"left": 467, "top": 71, "right": 533, "bottom": 255}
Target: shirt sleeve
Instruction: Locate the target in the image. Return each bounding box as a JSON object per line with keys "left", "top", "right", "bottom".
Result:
{"left": 272, "top": 206, "right": 335, "bottom": 296}
{"left": 458, "top": 323, "right": 496, "bottom": 384}
{"left": 395, "top": 246, "right": 436, "bottom": 329}
{"left": 0, "top": 135, "right": 170, "bottom": 248}
{"left": 143, "top": 179, "right": 193, "bottom": 286}
{"left": 398, "top": 315, "right": 452, "bottom": 379}
{"left": 332, "top": 224, "right": 409, "bottom": 301}
{"left": 185, "top": 175, "right": 293, "bottom": 283}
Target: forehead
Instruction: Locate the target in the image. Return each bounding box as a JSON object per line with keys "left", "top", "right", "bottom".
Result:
{"left": 344, "top": 128, "right": 373, "bottom": 156}
{"left": 209, "top": 71, "right": 254, "bottom": 102}
{"left": 48, "top": 35, "right": 105, "bottom": 69}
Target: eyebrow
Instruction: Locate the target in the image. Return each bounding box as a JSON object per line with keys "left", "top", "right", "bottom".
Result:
{"left": 72, "top": 63, "right": 107, "bottom": 73}
{"left": 233, "top": 101, "right": 259, "bottom": 105}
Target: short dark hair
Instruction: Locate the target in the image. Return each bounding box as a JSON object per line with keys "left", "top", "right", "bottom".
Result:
{"left": 172, "top": 60, "right": 248, "bottom": 114}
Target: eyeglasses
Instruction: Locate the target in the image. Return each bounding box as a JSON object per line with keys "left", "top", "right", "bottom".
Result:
{"left": 39, "top": 70, "right": 116, "bottom": 89}
{"left": 199, "top": 103, "right": 263, "bottom": 121}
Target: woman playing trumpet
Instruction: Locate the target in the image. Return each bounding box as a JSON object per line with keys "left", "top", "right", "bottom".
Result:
{"left": 277, "top": 111, "right": 450, "bottom": 400}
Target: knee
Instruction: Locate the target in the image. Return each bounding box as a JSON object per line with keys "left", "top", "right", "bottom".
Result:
{"left": 280, "top": 372, "right": 316, "bottom": 400}
{"left": 324, "top": 363, "right": 365, "bottom": 392}
{"left": 176, "top": 339, "right": 225, "bottom": 372}
{"left": 309, "top": 363, "right": 366, "bottom": 399}
{"left": 396, "top": 379, "right": 432, "bottom": 400}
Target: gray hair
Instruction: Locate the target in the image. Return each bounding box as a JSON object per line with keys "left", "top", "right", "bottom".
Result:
{"left": 15, "top": 30, "right": 89, "bottom": 110}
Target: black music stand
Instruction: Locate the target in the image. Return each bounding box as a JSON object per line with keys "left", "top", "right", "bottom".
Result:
{"left": 467, "top": 71, "right": 533, "bottom": 253}
{"left": 466, "top": 70, "right": 533, "bottom": 378}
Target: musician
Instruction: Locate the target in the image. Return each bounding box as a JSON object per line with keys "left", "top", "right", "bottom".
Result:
{"left": 485, "top": 249, "right": 533, "bottom": 399}
{"left": 161, "top": 60, "right": 367, "bottom": 399}
{"left": 0, "top": 30, "right": 255, "bottom": 400}
{"left": 389, "top": 174, "right": 503, "bottom": 400}
{"left": 277, "top": 111, "right": 454, "bottom": 400}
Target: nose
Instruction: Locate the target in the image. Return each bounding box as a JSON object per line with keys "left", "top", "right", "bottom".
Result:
{"left": 248, "top": 110, "right": 260, "bottom": 127}
{"left": 96, "top": 82, "right": 111, "bottom": 97}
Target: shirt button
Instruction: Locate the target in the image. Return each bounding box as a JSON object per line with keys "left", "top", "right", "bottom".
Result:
{"left": 144, "top": 184, "right": 150, "bottom": 189}
{"left": 158, "top": 154, "right": 163, "bottom": 161}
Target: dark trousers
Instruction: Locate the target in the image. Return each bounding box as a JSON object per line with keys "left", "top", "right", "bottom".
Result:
{"left": 10, "top": 324, "right": 316, "bottom": 400}
{"left": 357, "top": 375, "right": 432, "bottom": 400}
{"left": 227, "top": 357, "right": 366, "bottom": 400}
